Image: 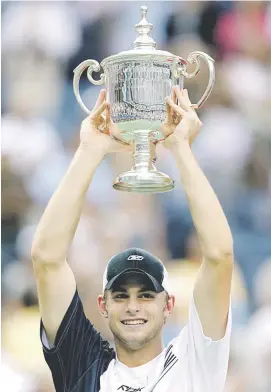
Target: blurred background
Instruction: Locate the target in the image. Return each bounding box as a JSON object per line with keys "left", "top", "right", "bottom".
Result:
{"left": 1, "top": 1, "right": 271, "bottom": 391}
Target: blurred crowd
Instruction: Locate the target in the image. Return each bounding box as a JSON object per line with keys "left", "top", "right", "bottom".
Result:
{"left": 1, "top": 1, "right": 271, "bottom": 391}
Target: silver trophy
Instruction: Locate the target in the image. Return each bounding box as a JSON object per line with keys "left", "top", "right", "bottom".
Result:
{"left": 73, "top": 6, "right": 215, "bottom": 193}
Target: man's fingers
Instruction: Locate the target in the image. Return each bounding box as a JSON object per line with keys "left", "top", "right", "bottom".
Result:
{"left": 105, "top": 104, "right": 111, "bottom": 129}
{"left": 110, "top": 129, "right": 129, "bottom": 145}
{"left": 165, "top": 97, "right": 186, "bottom": 115}
{"left": 110, "top": 129, "right": 132, "bottom": 148}
{"left": 182, "top": 89, "right": 193, "bottom": 107}
{"left": 172, "top": 87, "right": 191, "bottom": 112}
{"left": 173, "top": 86, "right": 183, "bottom": 103}
{"left": 114, "top": 140, "right": 132, "bottom": 152}
{"left": 172, "top": 88, "right": 178, "bottom": 104}
{"left": 92, "top": 89, "right": 106, "bottom": 111}
{"left": 166, "top": 101, "right": 173, "bottom": 122}
{"left": 173, "top": 86, "right": 194, "bottom": 111}
{"left": 91, "top": 101, "right": 108, "bottom": 119}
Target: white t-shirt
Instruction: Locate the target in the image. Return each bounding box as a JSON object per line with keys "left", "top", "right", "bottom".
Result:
{"left": 100, "top": 294, "right": 232, "bottom": 392}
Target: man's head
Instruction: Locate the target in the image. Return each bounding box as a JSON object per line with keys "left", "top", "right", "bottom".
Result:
{"left": 98, "top": 248, "right": 175, "bottom": 351}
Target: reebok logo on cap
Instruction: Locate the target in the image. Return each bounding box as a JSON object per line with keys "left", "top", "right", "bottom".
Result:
{"left": 127, "top": 255, "right": 144, "bottom": 261}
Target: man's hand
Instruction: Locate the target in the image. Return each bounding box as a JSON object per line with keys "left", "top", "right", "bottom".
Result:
{"left": 161, "top": 87, "right": 202, "bottom": 150}
{"left": 80, "top": 89, "right": 131, "bottom": 154}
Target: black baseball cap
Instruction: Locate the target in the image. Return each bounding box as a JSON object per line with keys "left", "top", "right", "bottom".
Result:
{"left": 102, "top": 248, "right": 170, "bottom": 293}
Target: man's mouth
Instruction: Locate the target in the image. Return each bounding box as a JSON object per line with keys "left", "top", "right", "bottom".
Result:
{"left": 121, "top": 319, "right": 147, "bottom": 326}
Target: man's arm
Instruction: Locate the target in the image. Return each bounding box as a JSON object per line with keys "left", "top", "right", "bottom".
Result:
{"left": 31, "top": 90, "right": 131, "bottom": 345}
{"left": 32, "top": 147, "right": 104, "bottom": 345}
{"left": 165, "top": 88, "right": 233, "bottom": 340}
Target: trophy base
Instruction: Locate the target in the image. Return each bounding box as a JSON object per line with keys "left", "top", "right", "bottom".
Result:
{"left": 113, "top": 170, "right": 174, "bottom": 193}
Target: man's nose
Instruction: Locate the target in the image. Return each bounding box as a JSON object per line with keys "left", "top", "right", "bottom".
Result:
{"left": 125, "top": 297, "right": 140, "bottom": 314}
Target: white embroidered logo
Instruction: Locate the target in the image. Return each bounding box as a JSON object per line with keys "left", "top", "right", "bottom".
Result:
{"left": 127, "top": 255, "right": 144, "bottom": 261}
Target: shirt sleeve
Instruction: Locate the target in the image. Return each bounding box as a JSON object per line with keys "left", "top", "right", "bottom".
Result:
{"left": 186, "top": 293, "right": 232, "bottom": 392}
{"left": 40, "top": 289, "right": 114, "bottom": 392}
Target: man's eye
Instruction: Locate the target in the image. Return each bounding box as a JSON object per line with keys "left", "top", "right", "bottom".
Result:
{"left": 140, "top": 293, "right": 155, "bottom": 299}
{"left": 114, "top": 294, "right": 127, "bottom": 299}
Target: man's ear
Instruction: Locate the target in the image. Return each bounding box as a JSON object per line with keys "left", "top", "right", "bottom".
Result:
{"left": 164, "top": 294, "right": 175, "bottom": 320}
{"left": 98, "top": 294, "right": 108, "bottom": 318}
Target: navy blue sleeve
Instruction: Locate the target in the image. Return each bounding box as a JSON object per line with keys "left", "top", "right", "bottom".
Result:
{"left": 40, "top": 289, "right": 115, "bottom": 392}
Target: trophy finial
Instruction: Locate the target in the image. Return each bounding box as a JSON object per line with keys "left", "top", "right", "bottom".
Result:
{"left": 141, "top": 5, "right": 148, "bottom": 18}
{"left": 133, "top": 5, "right": 156, "bottom": 50}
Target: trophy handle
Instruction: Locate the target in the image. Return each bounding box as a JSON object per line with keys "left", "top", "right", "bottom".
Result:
{"left": 73, "top": 60, "right": 106, "bottom": 115}
{"left": 179, "top": 51, "right": 215, "bottom": 109}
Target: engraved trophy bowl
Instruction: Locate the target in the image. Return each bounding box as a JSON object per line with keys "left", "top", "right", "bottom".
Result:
{"left": 73, "top": 5, "right": 215, "bottom": 193}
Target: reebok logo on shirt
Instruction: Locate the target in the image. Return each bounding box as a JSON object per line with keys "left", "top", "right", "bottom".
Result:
{"left": 117, "top": 386, "right": 145, "bottom": 391}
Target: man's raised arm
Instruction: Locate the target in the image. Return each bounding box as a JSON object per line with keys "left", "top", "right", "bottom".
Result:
{"left": 164, "top": 87, "right": 234, "bottom": 340}
{"left": 31, "top": 90, "right": 131, "bottom": 345}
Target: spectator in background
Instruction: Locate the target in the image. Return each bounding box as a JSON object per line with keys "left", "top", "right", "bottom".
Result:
{"left": 198, "top": 1, "right": 231, "bottom": 52}
{"left": 1, "top": 157, "right": 31, "bottom": 269}
{"left": 215, "top": 1, "right": 271, "bottom": 62}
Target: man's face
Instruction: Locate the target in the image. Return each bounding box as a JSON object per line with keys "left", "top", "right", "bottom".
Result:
{"left": 104, "top": 275, "right": 170, "bottom": 351}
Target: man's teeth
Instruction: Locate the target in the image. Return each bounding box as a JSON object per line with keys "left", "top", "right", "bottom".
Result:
{"left": 123, "top": 320, "right": 145, "bottom": 325}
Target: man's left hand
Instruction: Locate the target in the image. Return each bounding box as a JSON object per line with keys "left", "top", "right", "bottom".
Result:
{"left": 160, "top": 87, "right": 202, "bottom": 150}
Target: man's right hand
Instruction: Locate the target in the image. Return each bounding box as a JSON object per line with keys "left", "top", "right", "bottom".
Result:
{"left": 79, "top": 89, "right": 132, "bottom": 155}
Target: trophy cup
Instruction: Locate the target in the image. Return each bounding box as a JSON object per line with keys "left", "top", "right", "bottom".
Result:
{"left": 73, "top": 5, "right": 215, "bottom": 193}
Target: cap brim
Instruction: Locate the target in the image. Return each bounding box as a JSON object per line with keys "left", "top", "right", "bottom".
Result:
{"left": 104, "top": 268, "right": 164, "bottom": 293}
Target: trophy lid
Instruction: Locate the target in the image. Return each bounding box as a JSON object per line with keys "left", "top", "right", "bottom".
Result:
{"left": 132, "top": 6, "right": 156, "bottom": 50}
{"left": 101, "top": 5, "right": 186, "bottom": 67}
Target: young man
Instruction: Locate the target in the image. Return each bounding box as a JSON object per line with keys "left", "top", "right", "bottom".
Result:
{"left": 31, "top": 87, "right": 234, "bottom": 392}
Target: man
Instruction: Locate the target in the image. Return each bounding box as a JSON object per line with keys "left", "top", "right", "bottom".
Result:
{"left": 31, "top": 87, "right": 234, "bottom": 392}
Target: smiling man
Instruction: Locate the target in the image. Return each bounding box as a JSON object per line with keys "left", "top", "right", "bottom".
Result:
{"left": 31, "top": 88, "right": 234, "bottom": 392}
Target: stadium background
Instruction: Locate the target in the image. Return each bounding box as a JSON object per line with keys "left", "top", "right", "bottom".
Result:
{"left": 1, "top": 1, "right": 271, "bottom": 391}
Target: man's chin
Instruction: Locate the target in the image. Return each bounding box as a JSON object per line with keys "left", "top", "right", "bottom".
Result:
{"left": 113, "top": 330, "right": 150, "bottom": 350}
{"left": 120, "top": 338, "right": 147, "bottom": 351}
